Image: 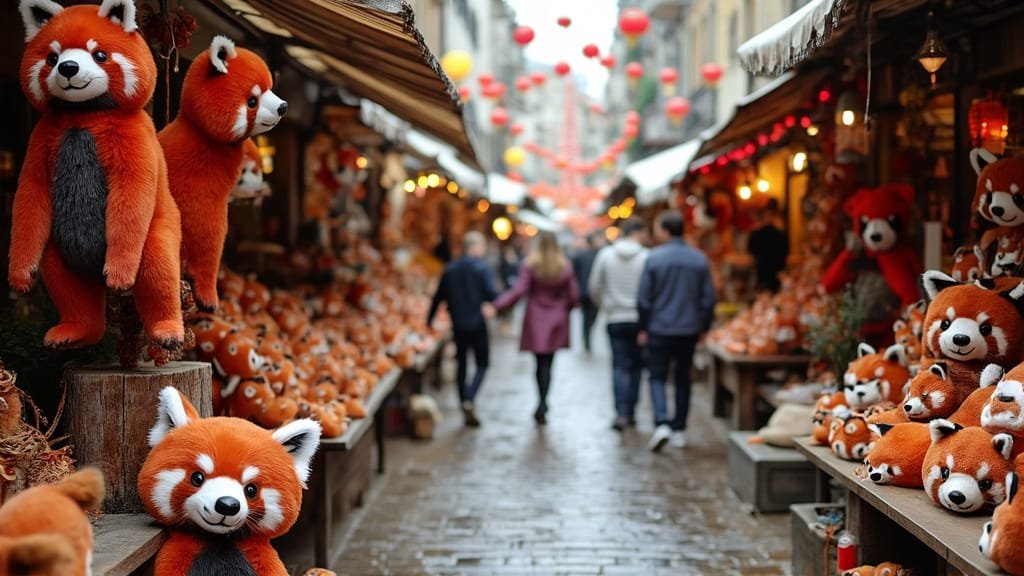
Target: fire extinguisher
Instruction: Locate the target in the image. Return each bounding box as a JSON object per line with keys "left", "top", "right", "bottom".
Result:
{"left": 836, "top": 529, "right": 858, "bottom": 572}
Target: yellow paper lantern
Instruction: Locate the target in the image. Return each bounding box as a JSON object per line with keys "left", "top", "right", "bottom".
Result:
{"left": 492, "top": 216, "right": 513, "bottom": 240}
{"left": 441, "top": 50, "right": 474, "bottom": 84}
{"left": 504, "top": 146, "right": 526, "bottom": 168}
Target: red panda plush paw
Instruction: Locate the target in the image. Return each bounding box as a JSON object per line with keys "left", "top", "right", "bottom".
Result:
{"left": 147, "top": 321, "right": 185, "bottom": 351}
{"left": 103, "top": 262, "right": 139, "bottom": 292}
{"left": 43, "top": 322, "right": 106, "bottom": 349}
{"left": 7, "top": 265, "right": 36, "bottom": 294}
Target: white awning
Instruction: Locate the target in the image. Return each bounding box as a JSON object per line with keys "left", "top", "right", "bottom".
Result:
{"left": 623, "top": 139, "right": 702, "bottom": 207}
{"left": 737, "top": 0, "right": 849, "bottom": 77}
{"left": 486, "top": 173, "right": 527, "bottom": 206}
{"left": 515, "top": 209, "right": 560, "bottom": 232}
{"left": 404, "top": 129, "right": 486, "bottom": 192}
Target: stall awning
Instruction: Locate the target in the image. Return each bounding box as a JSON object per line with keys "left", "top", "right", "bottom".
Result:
{"left": 220, "top": 0, "right": 477, "bottom": 160}
{"left": 622, "top": 139, "right": 702, "bottom": 207}
{"left": 487, "top": 173, "right": 527, "bottom": 206}
{"left": 403, "top": 130, "right": 485, "bottom": 192}
{"left": 515, "top": 209, "right": 561, "bottom": 233}
{"left": 737, "top": 0, "right": 850, "bottom": 77}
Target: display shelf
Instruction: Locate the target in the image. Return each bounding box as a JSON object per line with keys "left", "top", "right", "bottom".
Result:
{"left": 91, "top": 513, "right": 165, "bottom": 576}
{"left": 321, "top": 368, "right": 401, "bottom": 452}
{"left": 796, "top": 438, "right": 1003, "bottom": 576}
{"left": 706, "top": 342, "right": 812, "bottom": 429}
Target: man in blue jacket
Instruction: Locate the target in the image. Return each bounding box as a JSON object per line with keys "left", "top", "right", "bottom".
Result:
{"left": 428, "top": 231, "right": 498, "bottom": 427}
{"left": 638, "top": 211, "right": 716, "bottom": 451}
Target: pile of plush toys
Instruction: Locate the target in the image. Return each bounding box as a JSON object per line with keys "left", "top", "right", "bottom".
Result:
{"left": 809, "top": 150, "right": 1024, "bottom": 574}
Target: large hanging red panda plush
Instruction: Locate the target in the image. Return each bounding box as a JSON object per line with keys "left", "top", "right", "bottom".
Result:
{"left": 10, "top": 0, "right": 184, "bottom": 350}
{"left": 159, "top": 36, "right": 286, "bottom": 312}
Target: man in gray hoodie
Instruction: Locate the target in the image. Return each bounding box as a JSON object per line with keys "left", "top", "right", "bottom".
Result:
{"left": 589, "top": 218, "right": 650, "bottom": 431}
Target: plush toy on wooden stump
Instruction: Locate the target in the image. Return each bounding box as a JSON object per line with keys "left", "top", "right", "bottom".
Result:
{"left": 10, "top": 0, "right": 184, "bottom": 351}
{"left": 0, "top": 468, "right": 105, "bottom": 576}
{"left": 138, "top": 387, "right": 320, "bottom": 576}
{"left": 160, "top": 36, "right": 286, "bottom": 312}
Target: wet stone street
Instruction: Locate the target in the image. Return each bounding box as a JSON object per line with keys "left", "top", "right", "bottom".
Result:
{"left": 332, "top": 317, "right": 791, "bottom": 575}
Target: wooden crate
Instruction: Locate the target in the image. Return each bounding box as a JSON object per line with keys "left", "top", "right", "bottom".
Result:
{"left": 727, "top": 431, "right": 816, "bottom": 512}
{"left": 790, "top": 503, "right": 840, "bottom": 576}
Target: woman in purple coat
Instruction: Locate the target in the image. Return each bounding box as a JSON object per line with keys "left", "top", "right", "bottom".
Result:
{"left": 494, "top": 231, "right": 580, "bottom": 424}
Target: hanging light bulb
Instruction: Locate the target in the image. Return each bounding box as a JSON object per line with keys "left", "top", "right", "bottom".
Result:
{"left": 916, "top": 11, "right": 947, "bottom": 87}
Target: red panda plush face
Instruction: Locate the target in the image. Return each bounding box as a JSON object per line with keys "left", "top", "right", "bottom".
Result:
{"left": 138, "top": 388, "right": 320, "bottom": 538}
{"left": 843, "top": 343, "right": 910, "bottom": 409}
{"left": 19, "top": 0, "right": 155, "bottom": 112}
{"left": 828, "top": 414, "right": 875, "bottom": 461}
{"left": 992, "top": 234, "right": 1024, "bottom": 277}
{"left": 972, "top": 148, "right": 1024, "bottom": 228}
{"left": 923, "top": 419, "right": 1014, "bottom": 513}
{"left": 980, "top": 472, "right": 1024, "bottom": 575}
{"left": 231, "top": 139, "right": 265, "bottom": 200}
{"left": 180, "top": 36, "right": 286, "bottom": 143}
{"left": 922, "top": 272, "right": 1024, "bottom": 364}
{"left": 903, "top": 362, "right": 955, "bottom": 420}
{"left": 951, "top": 245, "right": 984, "bottom": 283}
{"left": 865, "top": 422, "right": 930, "bottom": 487}
{"left": 844, "top": 184, "right": 915, "bottom": 253}
{"left": 982, "top": 365, "right": 1024, "bottom": 436}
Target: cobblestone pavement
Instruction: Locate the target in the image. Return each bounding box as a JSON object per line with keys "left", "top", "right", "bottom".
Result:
{"left": 332, "top": 317, "right": 791, "bottom": 575}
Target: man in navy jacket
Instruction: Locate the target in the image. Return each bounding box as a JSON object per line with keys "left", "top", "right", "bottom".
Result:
{"left": 638, "top": 211, "right": 716, "bottom": 451}
{"left": 428, "top": 231, "right": 498, "bottom": 427}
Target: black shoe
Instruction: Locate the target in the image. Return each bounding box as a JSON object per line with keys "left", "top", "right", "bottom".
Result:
{"left": 611, "top": 416, "right": 629, "bottom": 431}
{"left": 462, "top": 402, "right": 481, "bottom": 428}
{"left": 627, "top": 417, "right": 637, "bottom": 428}
{"left": 534, "top": 408, "right": 547, "bottom": 426}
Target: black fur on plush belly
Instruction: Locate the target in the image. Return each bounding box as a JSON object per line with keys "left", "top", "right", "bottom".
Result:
{"left": 52, "top": 128, "right": 108, "bottom": 279}
{"left": 188, "top": 539, "right": 258, "bottom": 576}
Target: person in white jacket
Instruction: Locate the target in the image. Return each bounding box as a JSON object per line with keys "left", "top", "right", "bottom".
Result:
{"left": 588, "top": 218, "right": 650, "bottom": 431}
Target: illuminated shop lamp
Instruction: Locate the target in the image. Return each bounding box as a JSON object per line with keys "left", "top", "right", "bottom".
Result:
{"left": 791, "top": 151, "right": 807, "bottom": 173}
{"left": 426, "top": 173, "right": 441, "bottom": 188}
{"left": 806, "top": 125, "right": 820, "bottom": 136}
{"left": 756, "top": 178, "right": 770, "bottom": 193}
{"left": 916, "top": 10, "right": 947, "bottom": 87}
{"left": 256, "top": 135, "right": 276, "bottom": 174}
{"left": 624, "top": 197, "right": 636, "bottom": 208}
{"left": 356, "top": 155, "right": 369, "bottom": 169}
{"left": 969, "top": 94, "right": 1009, "bottom": 155}
{"left": 492, "top": 217, "right": 513, "bottom": 240}
{"left": 458, "top": 190, "right": 467, "bottom": 199}
{"left": 525, "top": 225, "right": 539, "bottom": 237}
{"left": 608, "top": 206, "right": 621, "bottom": 219}
{"left": 403, "top": 179, "right": 416, "bottom": 193}
{"left": 477, "top": 199, "right": 490, "bottom": 213}
{"left": 416, "top": 175, "right": 429, "bottom": 188}
{"left": 835, "top": 91, "right": 860, "bottom": 127}
{"left": 447, "top": 181, "right": 460, "bottom": 194}
{"left": 618, "top": 203, "right": 634, "bottom": 219}
{"left": 738, "top": 185, "right": 752, "bottom": 201}
{"left": 507, "top": 205, "right": 519, "bottom": 214}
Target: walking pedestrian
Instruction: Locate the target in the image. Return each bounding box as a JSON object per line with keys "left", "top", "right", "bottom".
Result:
{"left": 638, "top": 211, "right": 716, "bottom": 451}
{"left": 493, "top": 231, "right": 579, "bottom": 425}
{"left": 589, "top": 218, "right": 649, "bottom": 431}
{"left": 427, "top": 231, "right": 498, "bottom": 427}
{"left": 572, "top": 233, "right": 601, "bottom": 352}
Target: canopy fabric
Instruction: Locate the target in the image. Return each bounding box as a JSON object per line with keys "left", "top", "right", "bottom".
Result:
{"left": 737, "top": 0, "right": 850, "bottom": 77}
{"left": 486, "top": 173, "right": 527, "bottom": 206}
{"left": 222, "top": 0, "right": 477, "bottom": 160}
{"left": 623, "top": 139, "right": 702, "bottom": 207}
{"left": 403, "top": 130, "right": 486, "bottom": 192}
{"left": 515, "top": 209, "right": 561, "bottom": 233}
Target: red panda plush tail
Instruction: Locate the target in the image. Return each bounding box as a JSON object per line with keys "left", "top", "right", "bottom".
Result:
{"left": 53, "top": 468, "right": 105, "bottom": 511}
{"left": 4, "top": 533, "right": 77, "bottom": 574}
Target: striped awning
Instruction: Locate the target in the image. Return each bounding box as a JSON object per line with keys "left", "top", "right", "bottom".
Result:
{"left": 217, "top": 0, "right": 477, "bottom": 161}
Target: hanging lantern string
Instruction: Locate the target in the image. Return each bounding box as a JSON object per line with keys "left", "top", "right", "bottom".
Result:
{"left": 864, "top": 4, "right": 872, "bottom": 131}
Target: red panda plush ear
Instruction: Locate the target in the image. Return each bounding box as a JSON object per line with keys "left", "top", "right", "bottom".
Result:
{"left": 971, "top": 147, "right": 999, "bottom": 176}
{"left": 922, "top": 270, "right": 959, "bottom": 301}
{"left": 929, "top": 418, "right": 963, "bottom": 444}
{"left": 271, "top": 419, "right": 322, "bottom": 487}
{"left": 209, "top": 35, "right": 237, "bottom": 75}
{"left": 858, "top": 342, "right": 877, "bottom": 359}
{"left": 929, "top": 362, "right": 948, "bottom": 380}
{"left": 148, "top": 387, "right": 198, "bottom": 447}
{"left": 993, "top": 433, "right": 1014, "bottom": 460}
{"left": 18, "top": 0, "right": 63, "bottom": 42}
{"left": 883, "top": 344, "right": 907, "bottom": 367}
{"left": 998, "top": 281, "right": 1024, "bottom": 316}
{"left": 1008, "top": 472, "right": 1019, "bottom": 504}
{"left": 871, "top": 423, "right": 894, "bottom": 437}
{"left": 98, "top": 0, "right": 138, "bottom": 34}
{"left": 982, "top": 364, "right": 1006, "bottom": 388}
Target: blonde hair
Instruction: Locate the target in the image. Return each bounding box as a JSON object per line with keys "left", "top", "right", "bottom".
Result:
{"left": 526, "top": 231, "right": 568, "bottom": 281}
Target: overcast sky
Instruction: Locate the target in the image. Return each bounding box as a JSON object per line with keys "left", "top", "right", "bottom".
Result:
{"left": 504, "top": 0, "right": 619, "bottom": 100}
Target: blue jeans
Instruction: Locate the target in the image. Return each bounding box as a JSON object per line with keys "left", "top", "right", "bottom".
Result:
{"left": 647, "top": 334, "right": 699, "bottom": 430}
{"left": 454, "top": 327, "right": 489, "bottom": 403}
{"left": 607, "top": 322, "right": 643, "bottom": 420}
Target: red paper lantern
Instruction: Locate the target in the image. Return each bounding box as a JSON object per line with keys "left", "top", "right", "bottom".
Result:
{"left": 624, "top": 110, "right": 640, "bottom": 125}
{"left": 478, "top": 72, "right": 494, "bottom": 87}
{"left": 557, "top": 16, "right": 572, "bottom": 28}
{"left": 665, "top": 96, "right": 690, "bottom": 125}
{"left": 513, "top": 26, "right": 535, "bottom": 46}
{"left": 600, "top": 55, "right": 616, "bottom": 69}
{"left": 700, "top": 165, "right": 711, "bottom": 175}
{"left": 554, "top": 61, "right": 571, "bottom": 76}
{"left": 757, "top": 134, "right": 769, "bottom": 146}
{"left": 507, "top": 171, "right": 523, "bottom": 182}
{"left": 716, "top": 156, "right": 728, "bottom": 166}
{"left": 700, "top": 62, "right": 723, "bottom": 85}
{"left": 625, "top": 62, "right": 644, "bottom": 80}
{"left": 482, "top": 82, "right": 506, "bottom": 100}
{"left": 744, "top": 143, "right": 756, "bottom": 155}
{"left": 510, "top": 123, "right": 524, "bottom": 136}
{"left": 623, "top": 124, "right": 639, "bottom": 139}
{"left": 458, "top": 85, "right": 472, "bottom": 101}
{"left": 490, "top": 107, "right": 509, "bottom": 127}
{"left": 589, "top": 102, "right": 604, "bottom": 114}
{"left": 800, "top": 115, "right": 812, "bottom": 128}
{"left": 555, "top": 156, "right": 569, "bottom": 169}
{"left": 969, "top": 94, "right": 1010, "bottom": 154}
{"left": 523, "top": 141, "right": 538, "bottom": 152}
{"left": 618, "top": 8, "right": 650, "bottom": 41}
{"left": 784, "top": 115, "right": 796, "bottom": 128}
{"left": 515, "top": 76, "right": 532, "bottom": 93}
{"left": 531, "top": 71, "right": 547, "bottom": 86}
{"left": 611, "top": 139, "right": 628, "bottom": 153}
{"left": 659, "top": 67, "right": 678, "bottom": 86}
{"left": 583, "top": 44, "right": 600, "bottom": 59}
{"left": 818, "top": 88, "right": 831, "bottom": 102}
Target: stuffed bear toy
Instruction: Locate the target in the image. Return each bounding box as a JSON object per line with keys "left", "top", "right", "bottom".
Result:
{"left": 138, "top": 387, "right": 321, "bottom": 576}
{"left": 981, "top": 472, "right": 1024, "bottom": 576}
{"left": 842, "top": 343, "right": 910, "bottom": 410}
{"left": 971, "top": 148, "right": 1024, "bottom": 277}
{"left": 0, "top": 468, "right": 104, "bottom": 576}
{"left": 865, "top": 422, "right": 930, "bottom": 487}
{"left": 10, "top": 0, "right": 184, "bottom": 350}
{"left": 923, "top": 419, "right": 1013, "bottom": 513}
{"left": 823, "top": 184, "right": 922, "bottom": 345}
{"left": 159, "top": 36, "right": 286, "bottom": 312}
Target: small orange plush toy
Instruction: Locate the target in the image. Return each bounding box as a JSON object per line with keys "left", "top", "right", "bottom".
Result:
{"left": 865, "top": 422, "right": 930, "bottom": 487}
{"left": 923, "top": 419, "right": 1014, "bottom": 513}
{"left": 829, "top": 413, "right": 875, "bottom": 461}
{"left": 11, "top": 0, "right": 184, "bottom": 350}
{"left": 842, "top": 343, "right": 911, "bottom": 410}
{"left": 842, "top": 564, "right": 906, "bottom": 576}
{"left": 981, "top": 472, "right": 1024, "bottom": 576}
{"left": 0, "top": 468, "right": 105, "bottom": 576}
{"left": 159, "top": 36, "right": 286, "bottom": 311}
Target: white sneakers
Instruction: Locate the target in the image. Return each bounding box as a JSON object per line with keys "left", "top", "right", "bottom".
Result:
{"left": 669, "top": 431, "right": 687, "bottom": 448}
{"left": 648, "top": 424, "right": 672, "bottom": 452}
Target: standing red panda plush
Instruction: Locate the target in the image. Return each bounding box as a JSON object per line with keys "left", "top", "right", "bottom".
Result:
{"left": 138, "top": 388, "right": 321, "bottom": 576}
{"left": 10, "top": 0, "right": 184, "bottom": 350}
{"left": 159, "top": 36, "right": 286, "bottom": 311}
{"left": 971, "top": 148, "right": 1024, "bottom": 277}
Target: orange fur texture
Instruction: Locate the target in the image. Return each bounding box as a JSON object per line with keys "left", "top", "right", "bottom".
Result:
{"left": 982, "top": 472, "right": 1024, "bottom": 575}
{"left": 11, "top": 1, "right": 183, "bottom": 349}
{"left": 829, "top": 414, "right": 875, "bottom": 461}
{"left": 923, "top": 419, "right": 1013, "bottom": 513}
{"left": 866, "top": 422, "right": 930, "bottom": 487}
{"left": 843, "top": 344, "right": 910, "bottom": 410}
{"left": 138, "top": 388, "right": 320, "bottom": 576}
{"left": 902, "top": 361, "right": 988, "bottom": 422}
{"left": 0, "top": 468, "right": 104, "bottom": 576}
{"left": 159, "top": 37, "right": 282, "bottom": 311}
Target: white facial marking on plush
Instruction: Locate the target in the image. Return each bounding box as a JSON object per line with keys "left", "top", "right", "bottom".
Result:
{"left": 196, "top": 453, "right": 214, "bottom": 475}
{"left": 49, "top": 40, "right": 60, "bottom": 53}
{"left": 86, "top": 39, "right": 97, "bottom": 51}
{"left": 259, "top": 487, "right": 284, "bottom": 531}
{"left": 46, "top": 47, "right": 110, "bottom": 102}
{"left": 111, "top": 53, "right": 137, "bottom": 97}
{"left": 874, "top": 367, "right": 885, "bottom": 378}
{"left": 978, "top": 312, "right": 991, "bottom": 323}
{"left": 946, "top": 307, "right": 956, "bottom": 320}
{"left": 892, "top": 465, "right": 902, "bottom": 476}
{"left": 862, "top": 218, "right": 898, "bottom": 251}
{"left": 931, "top": 390, "right": 946, "bottom": 409}
{"left": 986, "top": 189, "right": 1024, "bottom": 226}
{"left": 927, "top": 320, "right": 944, "bottom": 357}
{"left": 947, "top": 454, "right": 955, "bottom": 469}
{"left": 987, "top": 179, "right": 994, "bottom": 192}
{"left": 27, "top": 60, "right": 46, "bottom": 101}
{"left": 925, "top": 465, "right": 942, "bottom": 497}
{"left": 992, "top": 326, "right": 1008, "bottom": 357}
{"left": 184, "top": 476, "right": 248, "bottom": 535}
{"left": 978, "top": 462, "right": 991, "bottom": 480}
{"left": 152, "top": 468, "right": 186, "bottom": 520}
{"left": 231, "top": 103, "right": 249, "bottom": 140}
{"left": 980, "top": 521, "right": 993, "bottom": 558}
{"left": 904, "top": 396, "right": 926, "bottom": 417}
{"left": 1014, "top": 184, "right": 1021, "bottom": 194}
{"left": 939, "top": 317, "right": 989, "bottom": 361}
{"left": 251, "top": 88, "right": 287, "bottom": 137}
{"left": 939, "top": 473, "right": 985, "bottom": 512}
{"left": 242, "top": 466, "right": 260, "bottom": 483}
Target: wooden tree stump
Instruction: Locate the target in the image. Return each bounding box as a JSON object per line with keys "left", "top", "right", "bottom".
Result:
{"left": 65, "top": 362, "right": 212, "bottom": 513}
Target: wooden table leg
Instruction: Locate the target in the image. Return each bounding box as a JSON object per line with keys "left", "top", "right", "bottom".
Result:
{"left": 312, "top": 453, "right": 330, "bottom": 568}
{"left": 736, "top": 367, "right": 758, "bottom": 430}
{"left": 374, "top": 407, "right": 385, "bottom": 475}
{"left": 711, "top": 355, "right": 725, "bottom": 418}
{"left": 815, "top": 469, "right": 832, "bottom": 503}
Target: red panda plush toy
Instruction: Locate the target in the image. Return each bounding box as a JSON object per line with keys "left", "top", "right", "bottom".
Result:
{"left": 0, "top": 468, "right": 105, "bottom": 576}
{"left": 11, "top": 0, "right": 184, "bottom": 350}
{"left": 828, "top": 413, "right": 875, "bottom": 461}
{"left": 951, "top": 245, "right": 985, "bottom": 282}
{"left": 822, "top": 184, "right": 923, "bottom": 344}
{"left": 981, "top": 472, "right": 1024, "bottom": 576}
{"left": 138, "top": 387, "right": 321, "bottom": 576}
{"left": 842, "top": 343, "right": 910, "bottom": 410}
{"left": 230, "top": 139, "right": 269, "bottom": 204}
{"left": 865, "top": 422, "right": 930, "bottom": 487}
{"left": 923, "top": 419, "right": 1014, "bottom": 513}
{"left": 971, "top": 148, "right": 1024, "bottom": 277}
{"left": 159, "top": 36, "right": 286, "bottom": 311}
{"left": 982, "top": 362, "right": 1024, "bottom": 454}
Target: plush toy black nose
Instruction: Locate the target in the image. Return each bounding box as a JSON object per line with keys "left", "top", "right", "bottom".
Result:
{"left": 277, "top": 102, "right": 288, "bottom": 116}
{"left": 993, "top": 206, "right": 1006, "bottom": 217}
{"left": 949, "top": 491, "right": 967, "bottom": 505}
{"left": 57, "top": 61, "right": 79, "bottom": 79}
{"left": 870, "top": 472, "right": 881, "bottom": 481}
{"left": 869, "top": 233, "right": 883, "bottom": 242}
{"left": 215, "top": 496, "right": 241, "bottom": 516}
{"left": 952, "top": 334, "right": 971, "bottom": 347}
{"left": 903, "top": 403, "right": 913, "bottom": 412}
{"left": 857, "top": 390, "right": 865, "bottom": 397}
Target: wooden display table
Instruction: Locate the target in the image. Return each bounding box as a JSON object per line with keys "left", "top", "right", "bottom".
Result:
{"left": 796, "top": 438, "right": 1003, "bottom": 576}
{"left": 91, "top": 513, "right": 165, "bottom": 576}
{"left": 706, "top": 343, "right": 812, "bottom": 429}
